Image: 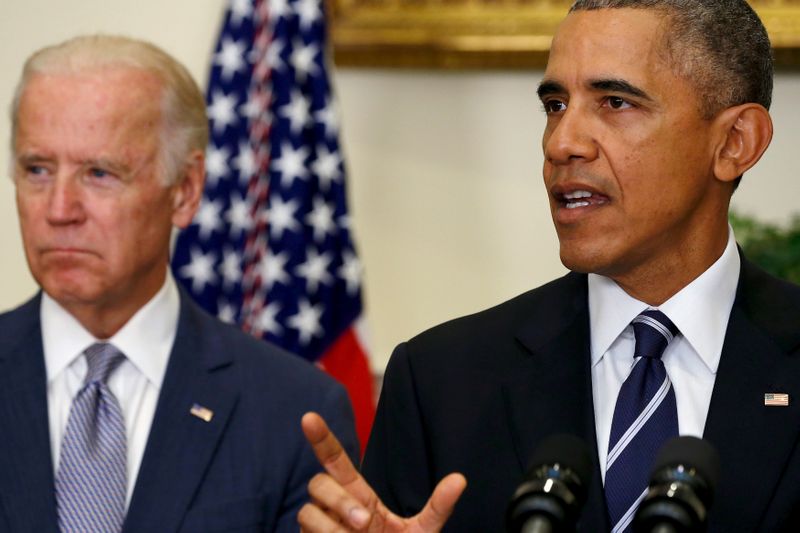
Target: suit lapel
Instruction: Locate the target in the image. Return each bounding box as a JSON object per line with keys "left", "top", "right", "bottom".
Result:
{"left": 123, "top": 296, "right": 239, "bottom": 533}
{"left": 704, "top": 259, "right": 800, "bottom": 530}
{"left": 0, "top": 295, "right": 59, "bottom": 532}
{"left": 503, "top": 273, "right": 608, "bottom": 531}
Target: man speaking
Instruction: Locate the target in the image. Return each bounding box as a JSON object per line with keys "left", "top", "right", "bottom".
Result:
{"left": 2, "top": 35, "right": 357, "bottom": 532}
{"left": 299, "top": 1, "right": 800, "bottom": 531}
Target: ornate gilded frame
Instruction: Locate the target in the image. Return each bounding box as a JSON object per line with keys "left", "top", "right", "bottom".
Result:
{"left": 328, "top": 1, "right": 800, "bottom": 69}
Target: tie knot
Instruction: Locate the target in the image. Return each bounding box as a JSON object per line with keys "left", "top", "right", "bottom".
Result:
{"left": 631, "top": 309, "right": 679, "bottom": 360}
{"left": 83, "top": 343, "right": 125, "bottom": 385}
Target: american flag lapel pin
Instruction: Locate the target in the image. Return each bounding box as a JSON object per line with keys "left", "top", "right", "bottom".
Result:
{"left": 190, "top": 403, "right": 214, "bottom": 422}
{"left": 764, "top": 393, "right": 790, "bottom": 407}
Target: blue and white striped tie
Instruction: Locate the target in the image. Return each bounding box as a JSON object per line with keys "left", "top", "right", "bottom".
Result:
{"left": 605, "top": 310, "right": 679, "bottom": 533}
{"left": 55, "top": 343, "right": 127, "bottom": 533}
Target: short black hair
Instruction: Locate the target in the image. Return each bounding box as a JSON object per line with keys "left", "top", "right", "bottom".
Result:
{"left": 570, "top": 0, "right": 773, "bottom": 118}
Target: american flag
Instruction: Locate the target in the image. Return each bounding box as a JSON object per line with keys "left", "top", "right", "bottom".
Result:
{"left": 764, "top": 393, "right": 790, "bottom": 407}
{"left": 171, "top": 0, "right": 375, "bottom": 450}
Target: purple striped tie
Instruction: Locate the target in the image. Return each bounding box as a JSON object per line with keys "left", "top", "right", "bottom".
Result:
{"left": 605, "top": 310, "right": 679, "bottom": 532}
{"left": 55, "top": 343, "right": 127, "bottom": 533}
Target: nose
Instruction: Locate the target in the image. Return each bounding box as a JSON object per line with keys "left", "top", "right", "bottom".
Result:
{"left": 46, "top": 175, "right": 85, "bottom": 226}
{"left": 543, "top": 105, "right": 598, "bottom": 166}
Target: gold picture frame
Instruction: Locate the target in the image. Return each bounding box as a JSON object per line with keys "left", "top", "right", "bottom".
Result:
{"left": 328, "top": 0, "right": 800, "bottom": 69}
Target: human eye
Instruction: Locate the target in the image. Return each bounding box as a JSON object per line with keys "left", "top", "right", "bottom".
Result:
{"left": 18, "top": 162, "right": 52, "bottom": 184}
{"left": 603, "top": 96, "right": 634, "bottom": 110}
{"left": 541, "top": 99, "right": 567, "bottom": 114}
{"left": 89, "top": 167, "right": 111, "bottom": 178}
{"left": 85, "top": 166, "right": 119, "bottom": 185}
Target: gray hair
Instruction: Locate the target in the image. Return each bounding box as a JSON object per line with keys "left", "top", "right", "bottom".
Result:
{"left": 569, "top": 0, "right": 773, "bottom": 118}
{"left": 11, "top": 34, "right": 209, "bottom": 185}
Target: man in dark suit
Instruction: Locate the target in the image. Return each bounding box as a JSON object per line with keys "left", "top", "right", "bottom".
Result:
{"left": 298, "top": 1, "right": 800, "bottom": 532}
{"left": 3, "top": 34, "right": 358, "bottom": 532}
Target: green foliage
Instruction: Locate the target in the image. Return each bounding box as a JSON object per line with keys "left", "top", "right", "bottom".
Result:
{"left": 730, "top": 211, "right": 800, "bottom": 285}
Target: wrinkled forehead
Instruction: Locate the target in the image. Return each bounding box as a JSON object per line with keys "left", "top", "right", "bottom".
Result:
{"left": 545, "top": 8, "right": 674, "bottom": 88}
{"left": 18, "top": 68, "right": 164, "bottom": 131}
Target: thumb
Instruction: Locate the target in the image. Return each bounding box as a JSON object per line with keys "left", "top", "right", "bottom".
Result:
{"left": 414, "top": 473, "right": 467, "bottom": 532}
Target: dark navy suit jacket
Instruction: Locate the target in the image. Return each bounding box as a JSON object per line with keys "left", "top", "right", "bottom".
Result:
{"left": 362, "top": 257, "right": 800, "bottom": 532}
{"left": 0, "top": 290, "right": 358, "bottom": 532}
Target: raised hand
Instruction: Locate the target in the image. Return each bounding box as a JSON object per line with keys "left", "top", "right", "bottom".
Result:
{"left": 298, "top": 412, "right": 466, "bottom": 532}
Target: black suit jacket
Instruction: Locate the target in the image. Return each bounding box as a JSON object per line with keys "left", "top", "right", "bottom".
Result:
{"left": 362, "top": 257, "right": 800, "bottom": 532}
{"left": 0, "top": 290, "right": 358, "bottom": 532}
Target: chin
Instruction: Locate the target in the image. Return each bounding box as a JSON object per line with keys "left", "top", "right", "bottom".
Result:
{"left": 39, "top": 274, "right": 101, "bottom": 306}
{"left": 558, "top": 245, "right": 611, "bottom": 275}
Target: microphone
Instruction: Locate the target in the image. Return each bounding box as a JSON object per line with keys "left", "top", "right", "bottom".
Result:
{"left": 633, "top": 436, "right": 720, "bottom": 533}
{"left": 506, "top": 434, "right": 593, "bottom": 533}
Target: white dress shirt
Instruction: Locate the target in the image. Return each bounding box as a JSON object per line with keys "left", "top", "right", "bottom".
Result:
{"left": 589, "top": 228, "right": 740, "bottom": 482}
{"left": 42, "top": 273, "right": 179, "bottom": 505}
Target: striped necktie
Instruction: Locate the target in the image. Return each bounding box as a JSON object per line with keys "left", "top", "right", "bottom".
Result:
{"left": 55, "top": 343, "right": 127, "bottom": 533}
{"left": 605, "top": 310, "right": 679, "bottom": 533}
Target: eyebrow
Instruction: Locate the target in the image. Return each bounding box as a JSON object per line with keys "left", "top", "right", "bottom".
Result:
{"left": 588, "top": 78, "right": 653, "bottom": 101}
{"left": 536, "top": 77, "right": 654, "bottom": 103}
{"left": 537, "top": 80, "right": 565, "bottom": 100}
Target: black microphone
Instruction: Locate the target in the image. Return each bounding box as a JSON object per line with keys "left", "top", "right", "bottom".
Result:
{"left": 633, "top": 436, "right": 720, "bottom": 533}
{"left": 506, "top": 434, "right": 593, "bottom": 533}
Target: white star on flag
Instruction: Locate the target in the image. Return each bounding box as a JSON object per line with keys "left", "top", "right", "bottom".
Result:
{"left": 205, "top": 144, "right": 231, "bottom": 188}
{"left": 220, "top": 248, "right": 242, "bottom": 287}
{"left": 256, "top": 251, "right": 291, "bottom": 289}
{"left": 295, "top": 0, "right": 323, "bottom": 30}
{"left": 225, "top": 193, "right": 253, "bottom": 237}
{"left": 232, "top": 142, "right": 256, "bottom": 184}
{"left": 265, "top": 39, "right": 285, "bottom": 71}
{"left": 338, "top": 250, "right": 363, "bottom": 295}
{"left": 207, "top": 90, "right": 239, "bottom": 134}
{"left": 279, "top": 90, "right": 311, "bottom": 134}
{"left": 287, "top": 299, "right": 324, "bottom": 345}
{"left": 214, "top": 37, "right": 248, "bottom": 81}
{"left": 269, "top": 0, "right": 293, "bottom": 21}
{"left": 306, "top": 196, "right": 336, "bottom": 242}
{"left": 179, "top": 247, "right": 217, "bottom": 292}
{"left": 314, "top": 101, "right": 339, "bottom": 139}
{"left": 311, "top": 145, "right": 343, "bottom": 191}
{"left": 265, "top": 195, "right": 301, "bottom": 238}
{"left": 227, "top": 0, "right": 253, "bottom": 27}
{"left": 194, "top": 199, "right": 224, "bottom": 239}
{"left": 256, "top": 301, "right": 283, "bottom": 336}
{"left": 272, "top": 142, "right": 310, "bottom": 186}
{"left": 295, "top": 247, "right": 334, "bottom": 293}
{"left": 290, "top": 41, "right": 319, "bottom": 82}
{"left": 217, "top": 300, "right": 237, "bottom": 323}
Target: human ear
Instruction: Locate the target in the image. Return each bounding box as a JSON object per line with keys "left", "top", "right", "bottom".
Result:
{"left": 171, "top": 149, "right": 205, "bottom": 229}
{"left": 713, "top": 103, "right": 773, "bottom": 184}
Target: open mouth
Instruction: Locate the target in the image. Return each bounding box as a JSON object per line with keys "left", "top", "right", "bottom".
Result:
{"left": 558, "top": 190, "right": 610, "bottom": 209}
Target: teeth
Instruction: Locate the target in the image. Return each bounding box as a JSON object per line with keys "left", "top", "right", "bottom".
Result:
{"left": 563, "top": 190, "right": 592, "bottom": 200}
{"left": 566, "top": 201, "right": 591, "bottom": 209}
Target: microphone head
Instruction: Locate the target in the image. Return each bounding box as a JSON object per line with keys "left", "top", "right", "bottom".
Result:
{"left": 528, "top": 433, "right": 594, "bottom": 489}
{"left": 506, "top": 434, "right": 593, "bottom": 532}
{"left": 634, "top": 436, "right": 720, "bottom": 532}
{"left": 651, "top": 435, "right": 720, "bottom": 495}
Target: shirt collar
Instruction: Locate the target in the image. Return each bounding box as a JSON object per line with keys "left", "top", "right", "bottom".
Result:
{"left": 42, "top": 272, "right": 180, "bottom": 389}
{"left": 588, "top": 226, "right": 740, "bottom": 374}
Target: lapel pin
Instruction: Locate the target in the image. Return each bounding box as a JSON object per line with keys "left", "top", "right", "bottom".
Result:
{"left": 190, "top": 403, "right": 214, "bottom": 422}
{"left": 764, "top": 393, "right": 789, "bottom": 407}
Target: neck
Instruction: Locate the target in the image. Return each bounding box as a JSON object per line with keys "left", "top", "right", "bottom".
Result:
{"left": 58, "top": 270, "right": 167, "bottom": 339}
{"left": 611, "top": 226, "right": 730, "bottom": 307}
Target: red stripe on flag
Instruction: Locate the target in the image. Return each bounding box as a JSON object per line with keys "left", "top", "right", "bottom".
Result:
{"left": 318, "top": 326, "right": 375, "bottom": 455}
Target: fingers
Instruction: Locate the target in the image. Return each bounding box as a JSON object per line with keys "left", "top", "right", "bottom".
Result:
{"left": 297, "top": 500, "right": 352, "bottom": 533}
{"left": 305, "top": 472, "right": 372, "bottom": 530}
{"left": 414, "top": 473, "right": 467, "bottom": 532}
{"left": 302, "top": 412, "right": 360, "bottom": 486}
{"left": 302, "top": 412, "right": 378, "bottom": 526}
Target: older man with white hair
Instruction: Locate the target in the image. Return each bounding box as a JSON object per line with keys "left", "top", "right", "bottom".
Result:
{"left": 0, "top": 34, "right": 358, "bottom": 533}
